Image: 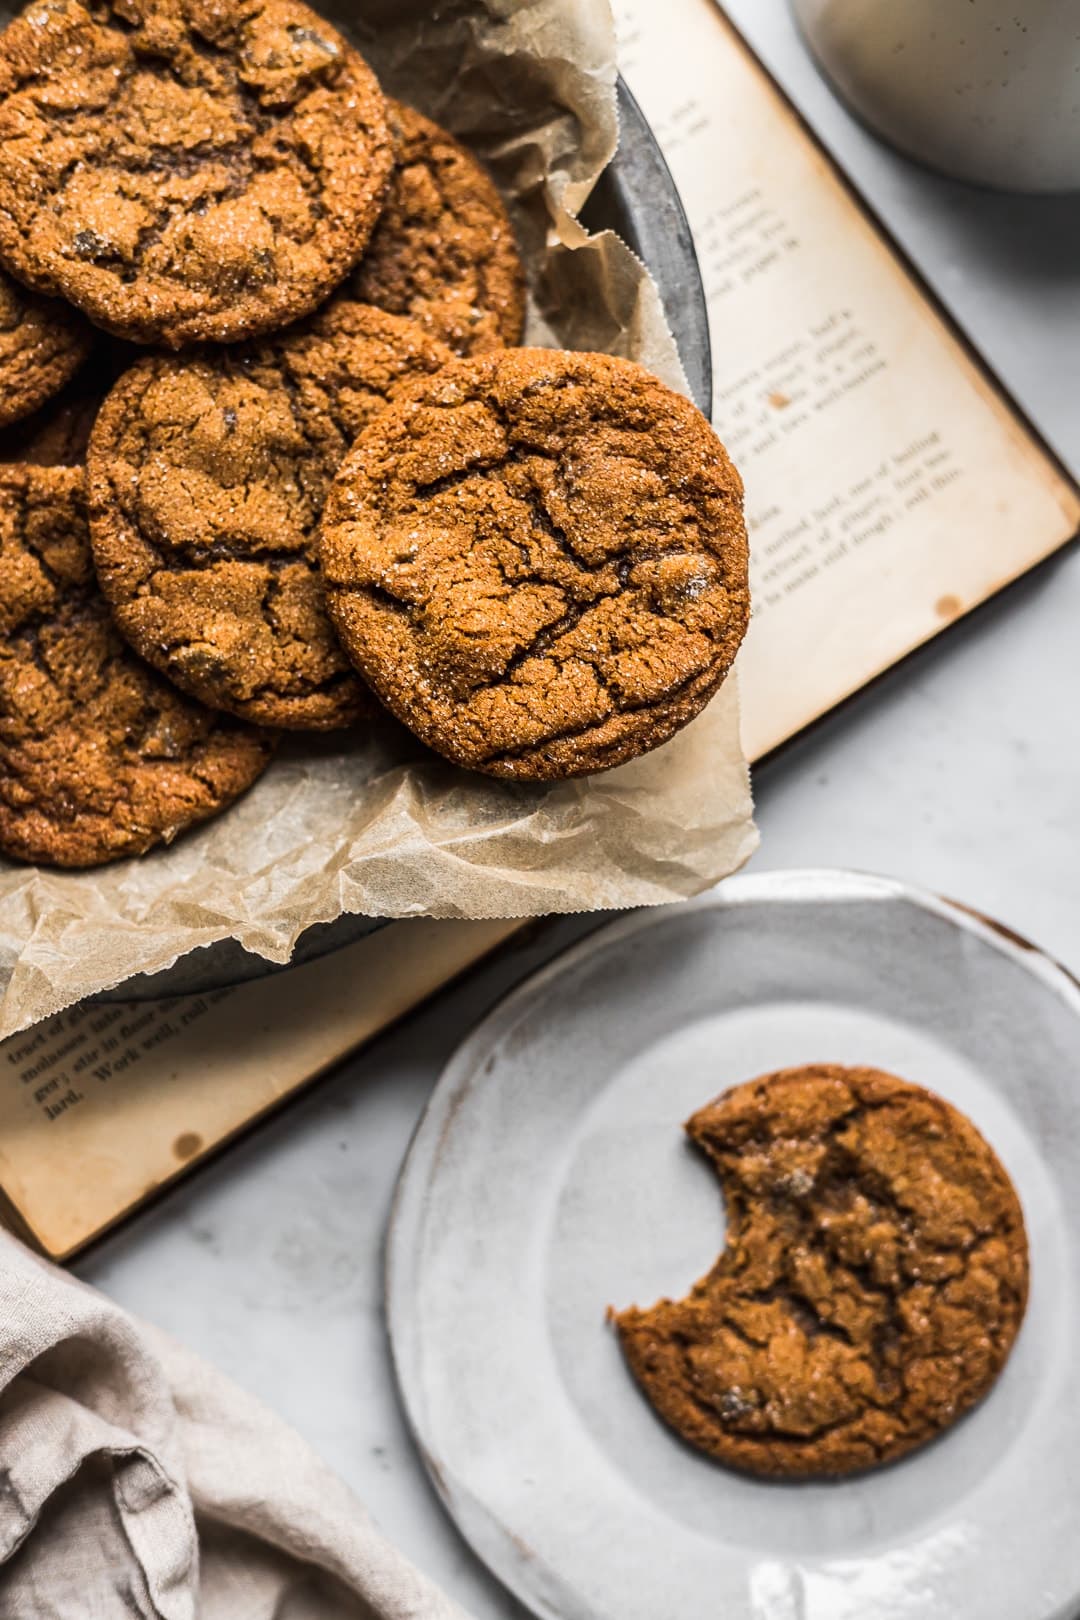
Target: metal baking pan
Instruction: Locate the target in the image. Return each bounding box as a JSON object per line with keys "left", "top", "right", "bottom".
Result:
{"left": 101, "top": 78, "right": 711, "bottom": 1002}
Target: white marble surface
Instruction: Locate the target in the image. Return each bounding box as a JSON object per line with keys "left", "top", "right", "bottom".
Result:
{"left": 77, "top": 4, "right": 1080, "bottom": 1616}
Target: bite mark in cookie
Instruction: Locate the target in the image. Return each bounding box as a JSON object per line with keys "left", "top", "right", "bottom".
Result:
{"left": 613, "top": 1064, "right": 1029, "bottom": 1478}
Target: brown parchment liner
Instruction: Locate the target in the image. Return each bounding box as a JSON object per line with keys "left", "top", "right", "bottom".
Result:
{"left": 0, "top": 0, "right": 756, "bottom": 1038}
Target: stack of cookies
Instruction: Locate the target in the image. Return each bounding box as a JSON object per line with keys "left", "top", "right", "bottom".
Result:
{"left": 0, "top": 0, "right": 750, "bottom": 871}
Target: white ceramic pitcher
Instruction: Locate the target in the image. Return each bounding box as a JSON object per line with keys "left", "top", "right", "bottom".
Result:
{"left": 791, "top": 0, "right": 1080, "bottom": 193}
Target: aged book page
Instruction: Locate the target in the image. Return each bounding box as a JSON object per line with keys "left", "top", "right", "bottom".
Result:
{"left": 616, "top": 0, "right": 1080, "bottom": 760}
{"left": 0, "top": 919, "right": 520, "bottom": 1258}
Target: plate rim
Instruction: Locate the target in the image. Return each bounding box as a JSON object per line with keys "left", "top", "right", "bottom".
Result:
{"left": 385, "top": 866, "right": 1080, "bottom": 1619}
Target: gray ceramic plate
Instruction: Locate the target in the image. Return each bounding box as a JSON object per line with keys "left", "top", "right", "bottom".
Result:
{"left": 102, "top": 78, "right": 709, "bottom": 1002}
{"left": 387, "top": 869, "right": 1080, "bottom": 1620}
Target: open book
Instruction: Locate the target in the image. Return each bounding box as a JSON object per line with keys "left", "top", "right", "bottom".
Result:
{"left": 617, "top": 0, "right": 1078, "bottom": 761}
{"left": 1, "top": 0, "right": 1076, "bottom": 1258}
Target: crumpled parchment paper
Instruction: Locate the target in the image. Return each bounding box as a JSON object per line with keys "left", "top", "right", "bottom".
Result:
{"left": 0, "top": 0, "right": 757, "bottom": 1038}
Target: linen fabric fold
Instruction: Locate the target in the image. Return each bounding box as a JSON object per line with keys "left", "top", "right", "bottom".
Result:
{"left": 0, "top": 1230, "right": 468, "bottom": 1620}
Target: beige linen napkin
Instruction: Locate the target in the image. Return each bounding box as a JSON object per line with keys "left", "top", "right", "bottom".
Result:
{"left": 0, "top": 1230, "right": 466, "bottom": 1619}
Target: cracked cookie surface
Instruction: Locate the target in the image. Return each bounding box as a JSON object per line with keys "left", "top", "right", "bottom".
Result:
{"left": 613, "top": 1064, "right": 1029, "bottom": 1478}
{"left": 87, "top": 300, "right": 453, "bottom": 728}
{"left": 320, "top": 347, "right": 750, "bottom": 779}
{"left": 0, "top": 0, "right": 392, "bottom": 347}
{"left": 0, "top": 266, "right": 93, "bottom": 428}
{"left": 0, "top": 463, "right": 274, "bottom": 867}
{"left": 349, "top": 100, "right": 525, "bottom": 356}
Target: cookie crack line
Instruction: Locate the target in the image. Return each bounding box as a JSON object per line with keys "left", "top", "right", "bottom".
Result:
{"left": 339, "top": 528, "right": 716, "bottom": 687}
{"left": 480, "top": 661, "right": 724, "bottom": 768}
{"left": 330, "top": 564, "right": 727, "bottom": 762}
{"left": 140, "top": 542, "right": 312, "bottom": 574}
{"left": 665, "top": 1306, "right": 905, "bottom": 1453}
{"left": 675, "top": 1358, "right": 898, "bottom": 1458}
{"left": 272, "top": 342, "right": 355, "bottom": 468}
{"left": 403, "top": 428, "right": 712, "bottom": 575}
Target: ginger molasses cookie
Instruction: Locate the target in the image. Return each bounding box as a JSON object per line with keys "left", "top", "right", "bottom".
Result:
{"left": 0, "top": 267, "right": 93, "bottom": 429}
{"left": 0, "top": 340, "right": 136, "bottom": 466}
{"left": 349, "top": 100, "right": 525, "bottom": 355}
{"left": 613, "top": 1064, "right": 1029, "bottom": 1479}
{"left": 0, "top": 464, "right": 274, "bottom": 868}
{"left": 0, "top": 0, "right": 392, "bottom": 348}
{"left": 88, "top": 301, "right": 453, "bottom": 729}
{"left": 320, "top": 347, "right": 750, "bottom": 779}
